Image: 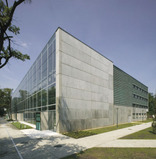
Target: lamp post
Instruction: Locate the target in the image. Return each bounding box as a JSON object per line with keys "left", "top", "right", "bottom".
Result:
{"left": 116, "top": 108, "right": 119, "bottom": 128}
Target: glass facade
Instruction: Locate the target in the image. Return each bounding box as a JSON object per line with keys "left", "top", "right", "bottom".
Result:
{"left": 11, "top": 34, "right": 56, "bottom": 124}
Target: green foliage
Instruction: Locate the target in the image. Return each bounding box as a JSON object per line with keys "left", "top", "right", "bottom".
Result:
{"left": 7, "top": 118, "right": 14, "bottom": 121}
{"left": 0, "top": 0, "right": 31, "bottom": 69}
{"left": 0, "top": 88, "right": 13, "bottom": 117}
{"left": 148, "top": 93, "right": 156, "bottom": 115}
{"left": 8, "top": 25, "right": 20, "bottom": 35}
{"left": 12, "top": 122, "right": 32, "bottom": 129}
{"left": 152, "top": 120, "right": 156, "bottom": 134}
{"left": 0, "top": 107, "right": 5, "bottom": 116}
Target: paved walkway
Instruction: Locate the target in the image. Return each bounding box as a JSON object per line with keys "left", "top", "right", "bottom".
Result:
{"left": 57, "top": 122, "right": 156, "bottom": 149}
{"left": 20, "top": 122, "right": 156, "bottom": 149}
{"left": 1, "top": 119, "right": 156, "bottom": 159}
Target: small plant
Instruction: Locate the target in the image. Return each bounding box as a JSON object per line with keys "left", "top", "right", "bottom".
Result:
{"left": 12, "top": 122, "right": 32, "bottom": 129}
{"left": 152, "top": 115, "right": 156, "bottom": 134}
{"left": 7, "top": 118, "right": 14, "bottom": 122}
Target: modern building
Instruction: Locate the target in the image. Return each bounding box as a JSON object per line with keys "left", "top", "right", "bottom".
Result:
{"left": 11, "top": 27, "right": 148, "bottom": 133}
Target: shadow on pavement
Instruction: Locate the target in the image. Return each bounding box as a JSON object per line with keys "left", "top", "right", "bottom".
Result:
{"left": 0, "top": 123, "right": 85, "bottom": 159}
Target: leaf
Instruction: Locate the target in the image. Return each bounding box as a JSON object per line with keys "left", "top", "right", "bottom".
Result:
{"left": 11, "top": 49, "right": 30, "bottom": 61}
{"left": 8, "top": 25, "right": 20, "bottom": 35}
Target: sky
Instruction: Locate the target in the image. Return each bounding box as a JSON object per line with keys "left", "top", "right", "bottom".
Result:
{"left": 0, "top": 0, "right": 156, "bottom": 94}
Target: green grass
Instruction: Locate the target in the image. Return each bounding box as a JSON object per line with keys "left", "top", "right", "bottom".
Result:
{"left": 63, "top": 122, "right": 142, "bottom": 139}
{"left": 63, "top": 119, "right": 152, "bottom": 139}
{"left": 62, "top": 148, "right": 156, "bottom": 159}
{"left": 121, "top": 127, "right": 156, "bottom": 139}
{"left": 12, "top": 122, "right": 32, "bottom": 129}
{"left": 140, "top": 118, "right": 153, "bottom": 123}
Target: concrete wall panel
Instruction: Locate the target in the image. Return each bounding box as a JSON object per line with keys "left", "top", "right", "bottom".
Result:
{"left": 17, "top": 113, "right": 23, "bottom": 121}
{"left": 41, "top": 111, "right": 48, "bottom": 130}
{"left": 12, "top": 113, "right": 17, "bottom": 120}
{"left": 56, "top": 28, "right": 114, "bottom": 133}
{"left": 114, "top": 105, "right": 147, "bottom": 125}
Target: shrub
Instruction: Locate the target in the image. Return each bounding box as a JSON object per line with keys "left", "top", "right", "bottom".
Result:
{"left": 7, "top": 119, "right": 14, "bottom": 121}
{"left": 152, "top": 116, "right": 156, "bottom": 134}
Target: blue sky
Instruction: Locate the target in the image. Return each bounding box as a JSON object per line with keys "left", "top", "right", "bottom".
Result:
{"left": 0, "top": 0, "right": 156, "bottom": 93}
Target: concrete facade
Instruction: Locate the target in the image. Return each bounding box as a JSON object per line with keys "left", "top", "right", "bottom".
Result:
{"left": 56, "top": 28, "right": 114, "bottom": 133}
{"left": 12, "top": 113, "right": 17, "bottom": 121}
{"left": 17, "top": 113, "right": 24, "bottom": 121}
{"left": 113, "top": 105, "right": 147, "bottom": 125}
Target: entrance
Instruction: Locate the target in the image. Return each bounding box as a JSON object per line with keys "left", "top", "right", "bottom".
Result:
{"left": 36, "top": 112, "right": 41, "bottom": 130}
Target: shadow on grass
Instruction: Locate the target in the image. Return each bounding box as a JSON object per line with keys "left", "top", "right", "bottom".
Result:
{"left": 149, "top": 130, "right": 156, "bottom": 134}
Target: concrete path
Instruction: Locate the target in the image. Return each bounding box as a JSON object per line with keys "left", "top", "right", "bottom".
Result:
{"left": 1, "top": 118, "right": 156, "bottom": 159}
{"left": 57, "top": 122, "right": 155, "bottom": 149}
{"left": 21, "top": 122, "right": 155, "bottom": 149}
{"left": 100, "top": 139, "right": 156, "bottom": 147}
{"left": 20, "top": 122, "right": 156, "bottom": 149}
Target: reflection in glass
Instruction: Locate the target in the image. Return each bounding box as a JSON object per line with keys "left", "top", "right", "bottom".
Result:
{"left": 42, "top": 89, "right": 47, "bottom": 106}
{"left": 48, "top": 84, "right": 56, "bottom": 105}
{"left": 11, "top": 34, "right": 56, "bottom": 123}
{"left": 37, "top": 91, "right": 41, "bottom": 107}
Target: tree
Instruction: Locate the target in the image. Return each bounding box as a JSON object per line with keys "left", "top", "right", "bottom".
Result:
{"left": 148, "top": 93, "right": 156, "bottom": 116}
{"left": 0, "top": 88, "right": 12, "bottom": 118}
{"left": 0, "top": 0, "right": 31, "bottom": 69}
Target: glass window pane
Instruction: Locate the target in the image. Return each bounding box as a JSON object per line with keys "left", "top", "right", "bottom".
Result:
{"left": 42, "top": 89, "right": 47, "bottom": 106}
{"left": 34, "top": 94, "right": 36, "bottom": 108}
{"left": 48, "top": 55, "right": 52, "bottom": 75}
{"left": 37, "top": 91, "right": 41, "bottom": 107}
{"left": 48, "top": 105, "right": 56, "bottom": 110}
{"left": 48, "top": 44, "right": 52, "bottom": 57}
{"left": 42, "top": 50, "right": 47, "bottom": 64}
{"left": 42, "top": 79, "right": 47, "bottom": 89}
{"left": 48, "top": 84, "right": 56, "bottom": 105}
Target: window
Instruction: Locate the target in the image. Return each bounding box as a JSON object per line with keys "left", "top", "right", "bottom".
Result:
{"left": 48, "top": 84, "right": 56, "bottom": 105}
{"left": 48, "top": 105, "right": 56, "bottom": 110}
{"left": 42, "top": 89, "right": 47, "bottom": 106}
{"left": 37, "top": 91, "right": 41, "bottom": 107}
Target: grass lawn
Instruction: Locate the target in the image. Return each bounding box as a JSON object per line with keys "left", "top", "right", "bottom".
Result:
{"left": 63, "top": 119, "right": 152, "bottom": 139}
{"left": 121, "top": 127, "right": 156, "bottom": 139}
{"left": 140, "top": 118, "right": 153, "bottom": 123}
{"left": 12, "top": 122, "right": 32, "bottom": 129}
{"left": 62, "top": 148, "right": 156, "bottom": 159}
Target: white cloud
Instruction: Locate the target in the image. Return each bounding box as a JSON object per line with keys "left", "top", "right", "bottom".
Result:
{"left": 13, "top": 37, "right": 31, "bottom": 49}
{"left": 21, "top": 42, "right": 28, "bottom": 48}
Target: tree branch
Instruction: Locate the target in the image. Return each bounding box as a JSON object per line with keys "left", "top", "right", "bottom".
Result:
{"left": 5, "top": 0, "right": 8, "bottom": 7}
{"left": 0, "top": 0, "right": 31, "bottom": 69}
{"left": 0, "top": 31, "right": 12, "bottom": 68}
{"left": 4, "top": 0, "right": 25, "bottom": 32}
{"left": 0, "top": 56, "right": 11, "bottom": 68}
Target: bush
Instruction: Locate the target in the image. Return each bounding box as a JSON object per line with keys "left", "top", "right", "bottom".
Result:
{"left": 7, "top": 119, "right": 14, "bottom": 121}
{"left": 152, "top": 117, "right": 156, "bottom": 134}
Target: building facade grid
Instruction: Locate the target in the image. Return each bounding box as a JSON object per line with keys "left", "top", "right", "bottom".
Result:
{"left": 11, "top": 34, "right": 56, "bottom": 125}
